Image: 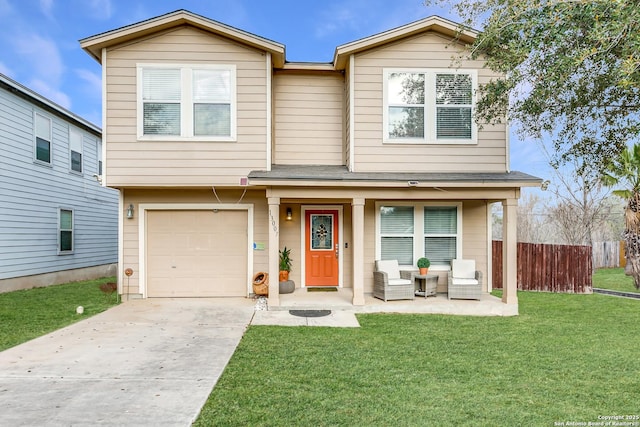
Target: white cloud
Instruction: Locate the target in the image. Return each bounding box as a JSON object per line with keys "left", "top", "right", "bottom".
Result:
{"left": 0, "top": 0, "right": 12, "bottom": 16}
{"left": 75, "top": 68, "right": 102, "bottom": 99}
{"left": 0, "top": 61, "right": 14, "bottom": 77}
{"left": 12, "top": 33, "right": 64, "bottom": 83}
{"left": 28, "top": 78, "right": 72, "bottom": 109}
{"left": 39, "top": 0, "right": 54, "bottom": 19}
{"left": 87, "top": 0, "right": 113, "bottom": 20}
{"left": 315, "top": 4, "right": 361, "bottom": 39}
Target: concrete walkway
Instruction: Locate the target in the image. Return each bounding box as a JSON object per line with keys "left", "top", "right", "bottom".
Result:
{"left": 0, "top": 298, "right": 255, "bottom": 427}
{"left": 0, "top": 293, "right": 511, "bottom": 426}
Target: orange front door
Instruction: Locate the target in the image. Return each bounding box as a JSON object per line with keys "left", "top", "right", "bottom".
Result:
{"left": 305, "top": 209, "right": 339, "bottom": 286}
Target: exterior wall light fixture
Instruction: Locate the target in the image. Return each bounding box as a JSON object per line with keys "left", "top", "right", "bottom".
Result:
{"left": 126, "top": 204, "right": 134, "bottom": 219}
{"left": 286, "top": 207, "right": 293, "bottom": 221}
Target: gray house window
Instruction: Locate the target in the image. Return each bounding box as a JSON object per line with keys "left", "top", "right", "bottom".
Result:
{"left": 59, "top": 209, "right": 73, "bottom": 253}
{"left": 97, "top": 139, "right": 103, "bottom": 175}
{"left": 35, "top": 112, "right": 52, "bottom": 164}
{"left": 70, "top": 128, "right": 83, "bottom": 173}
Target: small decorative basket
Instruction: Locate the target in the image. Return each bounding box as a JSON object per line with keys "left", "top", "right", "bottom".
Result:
{"left": 252, "top": 272, "right": 269, "bottom": 296}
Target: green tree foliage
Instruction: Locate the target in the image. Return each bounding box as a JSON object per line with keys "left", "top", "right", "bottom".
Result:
{"left": 427, "top": 0, "right": 640, "bottom": 171}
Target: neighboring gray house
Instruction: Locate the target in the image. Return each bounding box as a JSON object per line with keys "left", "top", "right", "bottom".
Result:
{"left": 0, "top": 73, "right": 118, "bottom": 292}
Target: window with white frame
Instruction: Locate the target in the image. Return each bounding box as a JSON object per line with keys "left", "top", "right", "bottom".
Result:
{"left": 380, "top": 206, "right": 414, "bottom": 265}
{"left": 69, "top": 128, "right": 83, "bottom": 173}
{"left": 424, "top": 206, "right": 458, "bottom": 265}
{"left": 377, "top": 203, "right": 461, "bottom": 268}
{"left": 384, "top": 69, "right": 476, "bottom": 144}
{"left": 35, "top": 112, "right": 52, "bottom": 164}
{"left": 59, "top": 209, "right": 73, "bottom": 253}
{"left": 97, "top": 139, "right": 103, "bottom": 175}
{"left": 138, "top": 64, "right": 236, "bottom": 140}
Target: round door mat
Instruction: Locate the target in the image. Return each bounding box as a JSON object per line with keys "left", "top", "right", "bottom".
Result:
{"left": 289, "top": 309, "right": 332, "bottom": 318}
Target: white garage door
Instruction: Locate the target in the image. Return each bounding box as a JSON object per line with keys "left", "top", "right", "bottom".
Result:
{"left": 146, "top": 210, "right": 248, "bottom": 297}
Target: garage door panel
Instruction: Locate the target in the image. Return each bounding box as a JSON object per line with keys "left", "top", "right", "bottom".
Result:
{"left": 146, "top": 210, "right": 248, "bottom": 297}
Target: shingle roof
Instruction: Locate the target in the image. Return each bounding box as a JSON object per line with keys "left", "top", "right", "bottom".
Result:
{"left": 248, "top": 165, "right": 541, "bottom": 187}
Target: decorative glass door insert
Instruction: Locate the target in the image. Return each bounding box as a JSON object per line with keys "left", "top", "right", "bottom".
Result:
{"left": 311, "top": 214, "right": 333, "bottom": 250}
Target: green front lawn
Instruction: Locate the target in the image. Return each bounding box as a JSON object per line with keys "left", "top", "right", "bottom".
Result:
{"left": 196, "top": 292, "right": 639, "bottom": 426}
{"left": 593, "top": 267, "right": 640, "bottom": 293}
{"left": 0, "top": 277, "right": 119, "bottom": 351}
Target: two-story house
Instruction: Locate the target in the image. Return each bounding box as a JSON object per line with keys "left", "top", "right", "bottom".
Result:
{"left": 80, "top": 10, "right": 540, "bottom": 311}
{"left": 0, "top": 74, "right": 119, "bottom": 292}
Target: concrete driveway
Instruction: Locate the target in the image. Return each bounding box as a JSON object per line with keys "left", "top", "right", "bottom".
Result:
{"left": 0, "top": 298, "right": 255, "bottom": 427}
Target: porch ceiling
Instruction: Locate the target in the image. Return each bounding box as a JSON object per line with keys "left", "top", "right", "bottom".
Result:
{"left": 248, "top": 165, "right": 542, "bottom": 188}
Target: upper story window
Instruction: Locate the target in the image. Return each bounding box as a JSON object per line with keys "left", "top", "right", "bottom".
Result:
{"left": 69, "top": 127, "right": 83, "bottom": 173}
{"left": 137, "top": 64, "right": 237, "bottom": 141}
{"left": 97, "top": 139, "right": 103, "bottom": 175}
{"left": 34, "top": 112, "right": 52, "bottom": 164}
{"left": 383, "top": 69, "right": 477, "bottom": 144}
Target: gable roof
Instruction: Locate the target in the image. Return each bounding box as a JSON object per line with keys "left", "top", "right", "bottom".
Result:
{"left": 81, "top": 11, "right": 477, "bottom": 72}
{"left": 0, "top": 73, "right": 101, "bottom": 136}
{"left": 333, "top": 15, "right": 478, "bottom": 70}
{"left": 80, "top": 9, "right": 286, "bottom": 67}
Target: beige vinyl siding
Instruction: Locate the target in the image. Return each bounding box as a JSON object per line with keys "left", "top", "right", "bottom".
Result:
{"left": 462, "top": 200, "right": 489, "bottom": 292}
{"left": 363, "top": 200, "right": 377, "bottom": 293}
{"left": 104, "top": 26, "right": 268, "bottom": 186}
{"left": 345, "top": 61, "right": 351, "bottom": 169}
{"left": 462, "top": 200, "right": 490, "bottom": 291}
{"left": 273, "top": 72, "right": 344, "bottom": 165}
{"left": 121, "top": 189, "right": 268, "bottom": 296}
{"left": 353, "top": 32, "right": 507, "bottom": 173}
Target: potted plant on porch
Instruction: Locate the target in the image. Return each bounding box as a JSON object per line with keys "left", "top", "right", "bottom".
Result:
{"left": 279, "top": 246, "right": 292, "bottom": 281}
{"left": 417, "top": 257, "right": 430, "bottom": 275}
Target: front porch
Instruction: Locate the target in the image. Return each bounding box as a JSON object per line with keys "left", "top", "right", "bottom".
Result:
{"left": 266, "top": 288, "right": 518, "bottom": 316}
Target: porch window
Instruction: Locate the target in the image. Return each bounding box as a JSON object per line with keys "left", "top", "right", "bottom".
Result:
{"left": 377, "top": 203, "right": 461, "bottom": 268}
{"left": 383, "top": 69, "right": 476, "bottom": 144}
{"left": 380, "top": 206, "right": 414, "bottom": 265}
{"left": 424, "top": 206, "right": 457, "bottom": 265}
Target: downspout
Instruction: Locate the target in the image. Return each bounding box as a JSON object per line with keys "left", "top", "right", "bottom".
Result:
{"left": 101, "top": 47, "right": 108, "bottom": 186}
{"left": 266, "top": 52, "right": 272, "bottom": 171}
{"left": 349, "top": 54, "right": 355, "bottom": 172}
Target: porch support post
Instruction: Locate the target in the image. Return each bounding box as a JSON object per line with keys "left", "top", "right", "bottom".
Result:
{"left": 502, "top": 198, "right": 518, "bottom": 306}
{"left": 268, "top": 197, "right": 280, "bottom": 307}
{"left": 352, "top": 198, "right": 365, "bottom": 305}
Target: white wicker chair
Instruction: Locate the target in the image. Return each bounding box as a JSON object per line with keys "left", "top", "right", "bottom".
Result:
{"left": 373, "top": 260, "right": 415, "bottom": 302}
{"left": 448, "top": 259, "right": 482, "bottom": 300}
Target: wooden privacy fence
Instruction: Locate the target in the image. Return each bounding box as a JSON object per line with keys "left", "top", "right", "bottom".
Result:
{"left": 492, "top": 241, "right": 592, "bottom": 293}
{"left": 592, "top": 241, "right": 625, "bottom": 268}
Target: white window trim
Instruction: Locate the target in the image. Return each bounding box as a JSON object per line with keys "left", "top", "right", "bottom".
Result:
{"left": 136, "top": 63, "right": 237, "bottom": 142}
{"left": 96, "top": 138, "right": 103, "bottom": 176}
{"left": 382, "top": 68, "right": 478, "bottom": 145}
{"left": 34, "top": 111, "right": 53, "bottom": 166}
{"left": 69, "top": 126, "right": 83, "bottom": 174}
{"left": 58, "top": 208, "right": 74, "bottom": 255}
{"left": 375, "top": 201, "right": 462, "bottom": 271}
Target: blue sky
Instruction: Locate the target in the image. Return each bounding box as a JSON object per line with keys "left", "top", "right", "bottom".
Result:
{"left": 0, "top": 0, "right": 550, "bottom": 179}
